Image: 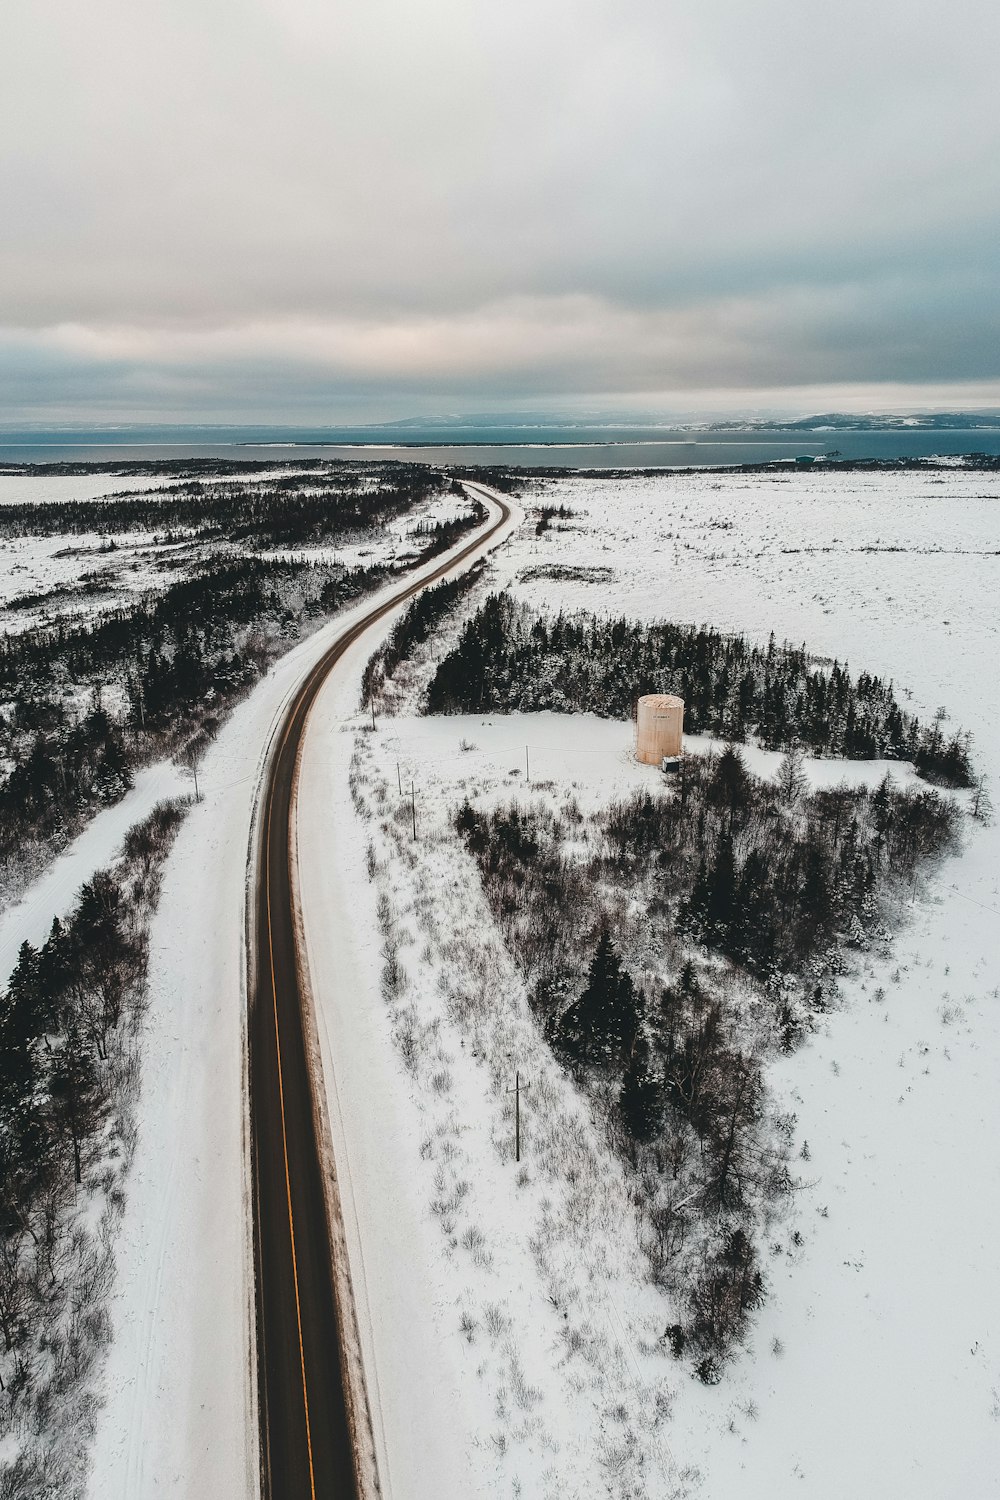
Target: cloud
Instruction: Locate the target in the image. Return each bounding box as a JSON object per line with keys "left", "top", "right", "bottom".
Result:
{"left": 2, "top": 0, "right": 999, "bottom": 417}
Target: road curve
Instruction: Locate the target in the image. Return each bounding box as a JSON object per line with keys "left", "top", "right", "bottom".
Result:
{"left": 249, "top": 484, "right": 512, "bottom": 1500}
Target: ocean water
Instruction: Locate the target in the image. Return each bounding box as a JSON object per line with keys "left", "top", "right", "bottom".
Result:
{"left": 2, "top": 426, "right": 1000, "bottom": 468}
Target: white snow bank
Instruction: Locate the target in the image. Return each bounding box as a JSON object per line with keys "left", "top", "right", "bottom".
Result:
{"left": 0, "top": 469, "right": 321, "bottom": 507}
{"left": 0, "top": 475, "right": 178, "bottom": 506}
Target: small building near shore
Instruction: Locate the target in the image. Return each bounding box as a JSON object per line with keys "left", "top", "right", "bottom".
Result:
{"left": 635, "top": 693, "right": 684, "bottom": 764}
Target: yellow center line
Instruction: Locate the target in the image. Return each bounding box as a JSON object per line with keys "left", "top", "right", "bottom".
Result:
{"left": 255, "top": 495, "right": 510, "bottom": 1495}
{"left": 265, "top": 718, "right": 318, "bottom": 1500}
{"left": 253, "top": 1145, "right": 273, "bottom": 1492}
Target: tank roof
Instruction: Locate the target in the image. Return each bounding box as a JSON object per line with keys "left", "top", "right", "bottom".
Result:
{"left": 638, "top": 693, "right": 684, "bottom": 709}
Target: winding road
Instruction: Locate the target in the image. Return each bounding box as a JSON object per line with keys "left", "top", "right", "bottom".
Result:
{"left": 248, "top": 484, "right": 511, "bottom": 1500}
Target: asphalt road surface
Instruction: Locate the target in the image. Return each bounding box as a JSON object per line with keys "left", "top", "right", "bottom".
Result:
{"left": 249, "top": 487, "right": 511, "bottom": 1500}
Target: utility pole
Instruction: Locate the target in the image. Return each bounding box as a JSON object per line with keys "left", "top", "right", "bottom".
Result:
{"left": 411, "top": 779, "right": 417, "bottom": 841}
{"left": 371, "top": 700, "right": 376, "bottom": 731}
{"left": 397, "top": 761, "right": 402, "bottom": 795}
{"left": 506, "top": 1071, "right": 530, "bottom": 1163}
{"left": 189, "top": 748, "right": 201, "bottom": 803}
{"left": 525, "top": 744, "right": 530, "bottom": 783}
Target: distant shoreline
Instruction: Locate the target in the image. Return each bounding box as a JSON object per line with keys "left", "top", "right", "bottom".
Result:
{"left": 3, "top": 451, "right": 1000, "bottom": 479}
{"left": 4, "top": 418, "right": 1000, "bottom": 472}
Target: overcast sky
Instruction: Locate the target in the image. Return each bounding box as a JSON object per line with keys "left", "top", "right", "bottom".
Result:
{"left": 3, "top": 0, "right": 999, "bottom": 423}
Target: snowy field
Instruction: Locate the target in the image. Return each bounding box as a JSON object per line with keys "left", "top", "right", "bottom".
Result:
{"left": 0, "top": 474, "right": 180, "bottom": 506}
{"left": 379, "top": 712, "right": 928, "bottom": 815}
{"left": 0, "top": 468, "right": 319, "bottom": 506}
{"left": 299, "top": 467, "right": 999, "bottom": 1499}
{"left": 0, "top": 473, "right": 472, "bottom": 636}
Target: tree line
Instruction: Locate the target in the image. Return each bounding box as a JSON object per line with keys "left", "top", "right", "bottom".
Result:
{"left": 0, "top": 557, "right": 383, "bottom": 882}
{"left": 0, "top": 802, "right": 184, "bottom": 1441}
{"left": 361, "top": 559, "right": 486, "bottom": 708}
{"left": 0, "top": 464, "right": 444, "bottom": 547}
{"left": 426, "top": 593, "right": 974, "bottom": 786}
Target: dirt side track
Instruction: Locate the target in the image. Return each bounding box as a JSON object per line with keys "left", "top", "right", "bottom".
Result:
{"left": 248, "top": 488, "right": 512, "bottom": 1500}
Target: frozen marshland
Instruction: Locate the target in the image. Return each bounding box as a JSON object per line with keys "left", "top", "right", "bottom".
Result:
{"left": 1, "top": 464, "right": 997, "bottom": 1498}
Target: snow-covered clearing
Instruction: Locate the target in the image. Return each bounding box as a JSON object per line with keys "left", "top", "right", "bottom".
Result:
{"left": 378, "top": 711, "right": 926, "bottom": 815}
{"left": 0, "top": 532, "right": 195, "bottom": 632}
{"left": 0, "top": 468, "right": 318, "bottom": 507}
{"left": 294, "top": 467, "right": 999, "bottom": 1498}
{"left": 0, "top": 475, "right": 179, "bottom": 506}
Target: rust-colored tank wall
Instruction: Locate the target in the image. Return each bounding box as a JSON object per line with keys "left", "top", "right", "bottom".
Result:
{"left": 635, "top": 694, "right": 684, "bottom": 763}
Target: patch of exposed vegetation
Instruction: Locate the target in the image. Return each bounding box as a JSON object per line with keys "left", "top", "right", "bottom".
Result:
{"left": 533, "top": 502, "right": 577, "bottom": 536}
{"left": 518, "top": 563, "right": 615, "bottom": 584}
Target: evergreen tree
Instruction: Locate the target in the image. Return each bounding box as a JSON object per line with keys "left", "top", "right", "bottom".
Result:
{"left": 708, "top": 745, "right": 752, "bottom": 827}
{"left": 971, "top": 774, "right": 993, "bottom": 825}
{"left": 556, "top": 932, "right": 638, "bottom": 1067}
{"left": 619, "top": 1035, "right": 661, "bottom": 1143}
{"left": 47, "top": 1021, "right": 101, "bottom": 1186}
{"left": 776, "top": 744, "right": 807, "bottom": 805}
{"left": 705, "top": 833, "right": 738, "bottom": 938}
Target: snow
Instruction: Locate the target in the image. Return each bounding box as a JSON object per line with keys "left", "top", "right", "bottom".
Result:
{"left": 298, "top": 709, "right": 946, "bottom": 1498}
{"left": 681, "top": 878, "right": 1000, "bottom": 1499}
{"left": 0, "top": 531, "right": 197, "bottom": 631}
{"left": 299, "top": 679, "right": 686, "bottom": 1500}
{"left": 0, "top": 474, "right": 180, "bottom": 506}
{"left": 505, "top": 469, "right": 1000, "bottom": 733}
{"left": 290, "top": 494, "right": 532, "bottom": 1500}
{"left": 0, "top": 468, "right": 323, "bottom": 506}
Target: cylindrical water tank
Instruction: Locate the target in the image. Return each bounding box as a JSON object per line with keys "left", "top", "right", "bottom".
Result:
{"left": 635, "top": 693, "right": 684, "bottom": 764}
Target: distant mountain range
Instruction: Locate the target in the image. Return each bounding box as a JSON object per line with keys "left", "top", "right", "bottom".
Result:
{"left": 355, "top": 409, "right": 1000, "bottom": 436}
{"left": 691, "top": 411, "right": 1000, "bottom": 433}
